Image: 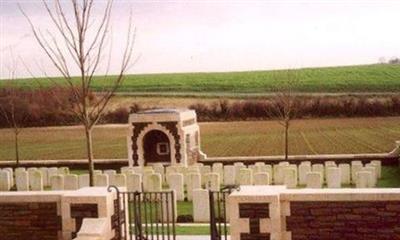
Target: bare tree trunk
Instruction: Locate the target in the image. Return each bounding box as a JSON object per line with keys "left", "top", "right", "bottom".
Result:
{"left": 85, "top": 126, "right": 95, "bottom": 186}
{"left": 284, "top": 121, "right": 289, "bottom": 161}
{"left": 14, "top": 131, "right": 20, "bottom": 166}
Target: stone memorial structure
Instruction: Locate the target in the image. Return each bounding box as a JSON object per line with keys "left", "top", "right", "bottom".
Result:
{"left": 128, "top": 109, "right": 205, "bottom": 167}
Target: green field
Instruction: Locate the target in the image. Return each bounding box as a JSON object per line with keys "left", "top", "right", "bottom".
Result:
{"left": 0, "top": 117, "right": 399, "bottom": 160}
{"left": 3, "top": 64, "right": 400, "bottom": 94}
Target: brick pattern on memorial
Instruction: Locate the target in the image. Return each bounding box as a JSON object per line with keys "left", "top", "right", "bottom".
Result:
{"left": 286, "top": 201, "right": 400, "bottom": 240}
{"left": 131, "top": 122, "right": 151, "bottom": 165}
{"left": 239, "top": 203, "right": 271, "bottom": 240}
{"left": 160, "top": 121, "right": 181, "bottom": 163}
{"left": 0, "top": 202, "right": 61, "bottom": 240}
{"left": 70, "top": 203, "right": 99, "bottom": 238}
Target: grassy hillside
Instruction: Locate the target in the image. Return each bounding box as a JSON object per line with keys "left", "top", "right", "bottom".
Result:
{"left": 3, "top": 64, "right": 400, "bottom": 94}
{"left": 0, "top": 117, "right": 398, "bottom": 160}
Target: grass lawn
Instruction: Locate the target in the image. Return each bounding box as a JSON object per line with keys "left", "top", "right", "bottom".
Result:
{"left": 1, "top": 117, "right": 399, "bottom": 160}
{"left": 3, "top": 64, "right": 400, "bottom": 94}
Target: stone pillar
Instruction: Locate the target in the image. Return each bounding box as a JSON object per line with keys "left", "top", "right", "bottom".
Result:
{"left": 228, "top": 186, "right": 284, "bottom": 240}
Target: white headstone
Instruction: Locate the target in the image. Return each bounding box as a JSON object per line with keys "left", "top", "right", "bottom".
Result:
{"left": 235, "top": 165, "right": 247, "bottom": 185}
{"left": 48, "top": 167, "right": 59, "bottom": 181}
{"left": 204, "top": 172, "right": 220, "bottom": 192}
{"left": 253, "top": 173, "right": 270, "bottom": 185}
{"left": 356, "top": 171, "right": 370, "bottom": 188}
{"left": 273, "top": 162, "right": 289, "bottom": 184}
{"left": 144, "top": 173, "right": 162, "bottom": 192}
{"left": 338, "top": 164, "right": 351, "bottom": 185}
{"left": 255, "top": 165, "right": 273, "bottom": 183}
{"left": 94, "top": 174, "right": 109, "bottom": 187}
{"left": 78, "top": 174, "right": 90, "bottom": 188}
{"left": 300, "top": 161, "right": 311, "bottom": 166}
{"left": 50, "top": 175, "right": 65, "bottom": 190}
{"left": 58, "top": 167, "right": 69, "bottom": 175}
{"left": 306, "top": 172, "right": 323, "bottom": 189}
{"left": 325, "top": 161, "right": 336, "bottom": 168}
{"left": 283, "top": 168, "right": 297, "bottom": 188}
{"left": 153, "top": 164, "right": 165, "bottom": 183}
{"left": 255, "top": 162, "right": 265, "bottom": 167}
{"left": 16, "top": 170, "right": 29, "bottom": 191}
{"left": 200, "top": 166, "right": 211, "bottom": 185}
{"left": 238, "top": 168, "right": 253, "bottom": 185}
{"left": 363, "top": 166, "right": 377, "bottom": 187}
{"left": 326, "top": 167, "right": 341, "bottom": 188}
{"left": 193, "top": 189, "right": 210, "bottom": 222}
{"left": 0, "top": 170, "right": 11, "bottom": 191}
{"left": 212, "top": 163, "right": 224, "bottom": 183}
{"left": 370, "top": 160, "right": 382, "bottom": 178}
{"left": 39, "top": 167, "right": 49, "bottom": 187}
{"left": 104, "top": 170, "right": 117, "bottom": 183}
{"left": 223, "top": 165, "right": 235, "bottom": 186}
{"left": 351, "top": 162, "right": 363, "bottom": 184}
{"left": 186, "top": 173, "right": 201, "bottom": 201}
{"left": 168, "top": 173, "right": 185, "bottom": 201}
{"left": 30, "top": 170, "right": 43, "bottom": 191}
{"left": 3, "top": 168, "right": 13, "bottom": 187}
{"left": 299, "top": 164, "right": 311, "bottom": 185}
{"left": 112, "top": 174, "right": 127, "bottom": 187}
{"left": 64, "top": 174, "right": 79, "bottom": 190}
{"left": 161, "top": 190, "right": 177, "bottom": 222}
{"left": 312, "top": 164, "right": 324, "bottom": 182}
{"left": 127, "top": 173, "right": 142, "bottom": 192}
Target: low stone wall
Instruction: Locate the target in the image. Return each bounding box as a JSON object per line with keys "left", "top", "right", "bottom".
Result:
{"left": 287, "top": 201, "right": 400, "bottom": 239}
{"left": 0, "top": 187, "right": 124, "bottom": 240}
{"left": 228, "top": 186, "right": 400, "bottom": 240}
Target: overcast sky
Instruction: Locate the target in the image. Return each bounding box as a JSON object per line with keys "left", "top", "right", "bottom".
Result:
{"left": 0, "top": 0, "right": 400, "bottom": 78}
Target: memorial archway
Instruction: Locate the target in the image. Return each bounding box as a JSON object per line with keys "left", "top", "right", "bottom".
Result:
{"left": 143, "top": 130, "right": 171, "bottom": 164}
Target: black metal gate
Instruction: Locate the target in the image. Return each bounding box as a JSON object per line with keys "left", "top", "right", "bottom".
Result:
{"left": 109, "top": 186, "right": 176, "bottom": 240}
{"left": 209, "top": 185, "right": 239, "bottom": 240}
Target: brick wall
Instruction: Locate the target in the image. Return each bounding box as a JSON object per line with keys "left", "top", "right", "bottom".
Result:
{"left": 287, "top": 201, "right": 400, "bottom": 240}
{"left": 70, "top": 203, "right": 99, "bottom": 239}
{"left": 0, "top": 202, "right": 61, "bottom": 240}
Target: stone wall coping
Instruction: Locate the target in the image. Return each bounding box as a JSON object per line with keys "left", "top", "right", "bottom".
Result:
{"left": 230, "top": 186, "right": 287, "bottom": 197}
{"left": 230, "top": 186, "right": 400, "bottom": 202}
{"left": 0, "top": 191, "right": 69, "bottom": 202}
{"left": 281, "top": 188, "right": 400, "bottom": 201}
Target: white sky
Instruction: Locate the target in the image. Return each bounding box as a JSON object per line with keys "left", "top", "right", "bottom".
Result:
{"left": 1, "top": 0, "right": 400, "bottom": 78}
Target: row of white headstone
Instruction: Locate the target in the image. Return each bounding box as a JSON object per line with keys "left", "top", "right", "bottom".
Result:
{"left": 0, "top": 160, "right": 382, "bottom": 192}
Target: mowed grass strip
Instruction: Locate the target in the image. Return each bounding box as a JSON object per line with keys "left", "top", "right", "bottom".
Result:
{"left": 3, "top": 64, "right": 400, "bottom": 93}
{"left": 0, "top": 117, "right": 399, "bottom": 160}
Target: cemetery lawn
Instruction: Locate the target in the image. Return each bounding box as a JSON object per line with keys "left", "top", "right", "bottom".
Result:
{"left": 0, "top": 117, "right": 399, "bottom": 160}
{"left": 3, "top": 64, "right": 400, "bottom": 94}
